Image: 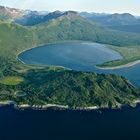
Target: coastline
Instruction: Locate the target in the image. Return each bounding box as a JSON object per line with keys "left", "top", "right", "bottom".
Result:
{"left": 0, "top": 101, "right": 101, "bottom": 111}
{"left": 96, "top": 59, "right": 140, "bottom": 70}
{"left": 18, "top": 104, "right": 99, "bottom": 111}
{"left": 1, "top": 100, "right": 140, "bottom": 111}
{"left": 7, "top": 41, "right": 140, "bottom": 111}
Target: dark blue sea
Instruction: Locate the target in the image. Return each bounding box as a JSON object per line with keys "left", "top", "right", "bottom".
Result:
{"left": 0, "top": 105, "right": 140, "bottom": 140}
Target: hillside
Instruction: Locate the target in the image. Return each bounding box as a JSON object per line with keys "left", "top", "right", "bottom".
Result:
{"left": 0, "top": 10, "right": 140, "bottom": 109}
{"left": 80, "top": 12, "right": 140, "bottom": 26}
{"left": 0, "top": 70, "right": 140, "bottom": 108}
{"left": 15, "top": 10, "right": 64, "bottom": 26}
{"left": 1, "top": 6, "right": 140, "bottom": 47}
{"left": 1, "top": 11, "right": 140, "bottom": 66}
{"left": 1, "top": 11, "right": 140, "bottom": 61}
{"left": 0, "top": 21, "right": 36, "bottom": 59}
{"left": 33, "top": 12, "right": 140, "bottom": 46}
{"left": 108, "top": 24, "right": 140, "bottom": 33}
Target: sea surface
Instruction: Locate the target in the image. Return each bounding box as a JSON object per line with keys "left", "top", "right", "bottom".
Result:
{"left": 1, "top": 105, "right": 140, "bottom": 140}
{"left": 4, "top": 41, "right": 140, "bottom": 140}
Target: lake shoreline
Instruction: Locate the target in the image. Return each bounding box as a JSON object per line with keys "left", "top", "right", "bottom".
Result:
{"left": 16, "top": 40, "right": 93, "bottom": 66}
{"left": 17, "top": 40, "right": 124, "bottom": 71}
{"left": 11, "top": 41, "right": 140, "bottom": 112}
{"left": 96, "top": 59, "right": 140, "bottom": 70}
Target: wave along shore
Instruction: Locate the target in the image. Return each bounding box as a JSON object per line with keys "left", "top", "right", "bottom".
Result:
{"left": 1, "top": 100, "right": 140, "bottom": 111}
{"left": 0, "top": 101, "right": 102, "bottom": 110}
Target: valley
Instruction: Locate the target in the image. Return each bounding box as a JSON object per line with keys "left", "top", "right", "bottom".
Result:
{"left": 0, "top": 6, "right": 140, "bottom": 109}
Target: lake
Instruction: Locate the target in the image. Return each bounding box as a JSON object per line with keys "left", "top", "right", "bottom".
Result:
{"left": 19, "top": 41, "right": 140, "bottom": 87}
{"left": 19, "top": 41, "right": 123, "bottom": 71}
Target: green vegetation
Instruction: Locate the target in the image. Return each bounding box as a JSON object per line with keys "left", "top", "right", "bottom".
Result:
{"left": 0, "top": 14, "right": 140, "bottom": 109}
{"left": 34, "top": 17, "right": 140, "bottom": 47}
{"left": 0, "top": 70, "right": 140, "bottom": 108}
{"left": 0, "top": 76, "right": 24, "bottom": 85}
{"left": 98, "top": 45, "right": 140, "bottom": 68}
{"left": 0, "top": 21, "right": 37, "bottom": 59}
{"left": 109, "top": 24, "right": 140, "bottom": 33}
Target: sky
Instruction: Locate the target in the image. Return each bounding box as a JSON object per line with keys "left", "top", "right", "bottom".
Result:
{"left": 0, "top": 0, "right": 140, "bottom": 15}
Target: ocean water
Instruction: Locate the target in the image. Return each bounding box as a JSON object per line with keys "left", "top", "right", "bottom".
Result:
{"left": 0, "top": 105, "right": 140, "bottom": 140}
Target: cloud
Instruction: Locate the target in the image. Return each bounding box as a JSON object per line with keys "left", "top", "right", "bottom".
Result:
{"left": 0, "top": 0, "right": 140, "bottom": 15}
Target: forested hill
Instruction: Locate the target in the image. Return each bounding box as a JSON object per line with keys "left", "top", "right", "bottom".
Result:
{"left": 1, "top": 70, "right": 140, "bottom": 108}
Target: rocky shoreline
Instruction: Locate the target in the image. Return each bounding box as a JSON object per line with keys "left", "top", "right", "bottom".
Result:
{"left": 1, "top": 100, "right": 140, "bottom": 111}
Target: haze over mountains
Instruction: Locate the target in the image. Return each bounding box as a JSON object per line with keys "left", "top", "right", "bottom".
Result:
{"left": 0, "top": 5, "right": 140, "bottom": 27}
{"left": 80, "top": 12, "right": 140, "bottom": 33}
{"left": 80, "top": 12, "right": 140, "bottom": 26}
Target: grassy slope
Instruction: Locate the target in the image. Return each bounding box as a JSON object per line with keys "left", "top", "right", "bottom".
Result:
{"left": 108, "top": 24, "right": 140, "bottom": 33}
{"left": 33, "top": 17, "right": 140, "bottom": 47}
{"left": 0, "top": 17, "right": 140, "bottom": 108}
{"left": 0, "top": 76, "right": 24, "bottom": 85}
{"left": 0, "top": 21, "right": 37, "bottom": 59}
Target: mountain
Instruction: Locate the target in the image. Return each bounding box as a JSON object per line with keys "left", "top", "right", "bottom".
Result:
{"left": 106, "top": 13, "right": 138, "bottom": 25}
{"left": 15, "top": 10, "right": 79, "bottom": 26}
{"left": 1, "top": 5, "right": 140, "bottom": 27}
{"left": 1, "top": 7, "right": 140, "bottom": 47}
{"left": 33, "top": 11, "right": 140, "bottom": 47}
{"left": 80, "top": 12, "right": 140, "bottom": 26}
{"left": 0, "top": 6, "right": 24, "bottom": 20}
{"left": 80, "top": 12, "right": 108, "bottom": 19}
{"left": 1, "top": 10, "right": 140, "bottom": 59}
{"left": 108, "top": 24, "right": 140, "bottom": 33}
{"left": 1, "top": 5, "right": 140, "bottom": 47}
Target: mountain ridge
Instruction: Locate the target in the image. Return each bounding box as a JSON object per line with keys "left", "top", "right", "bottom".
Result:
{"left": 0, "top": 5, "right": 24, "bottom": 20}
{"left": 80, "top": 12, "right": 140, "bottom": 26}
{"left": 1, "top": 5, "right": 140, "bottom": 26}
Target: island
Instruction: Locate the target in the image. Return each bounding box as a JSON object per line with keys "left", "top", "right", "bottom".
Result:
{"left": 0, "top": 10, "right": 140, "bottom": 110}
